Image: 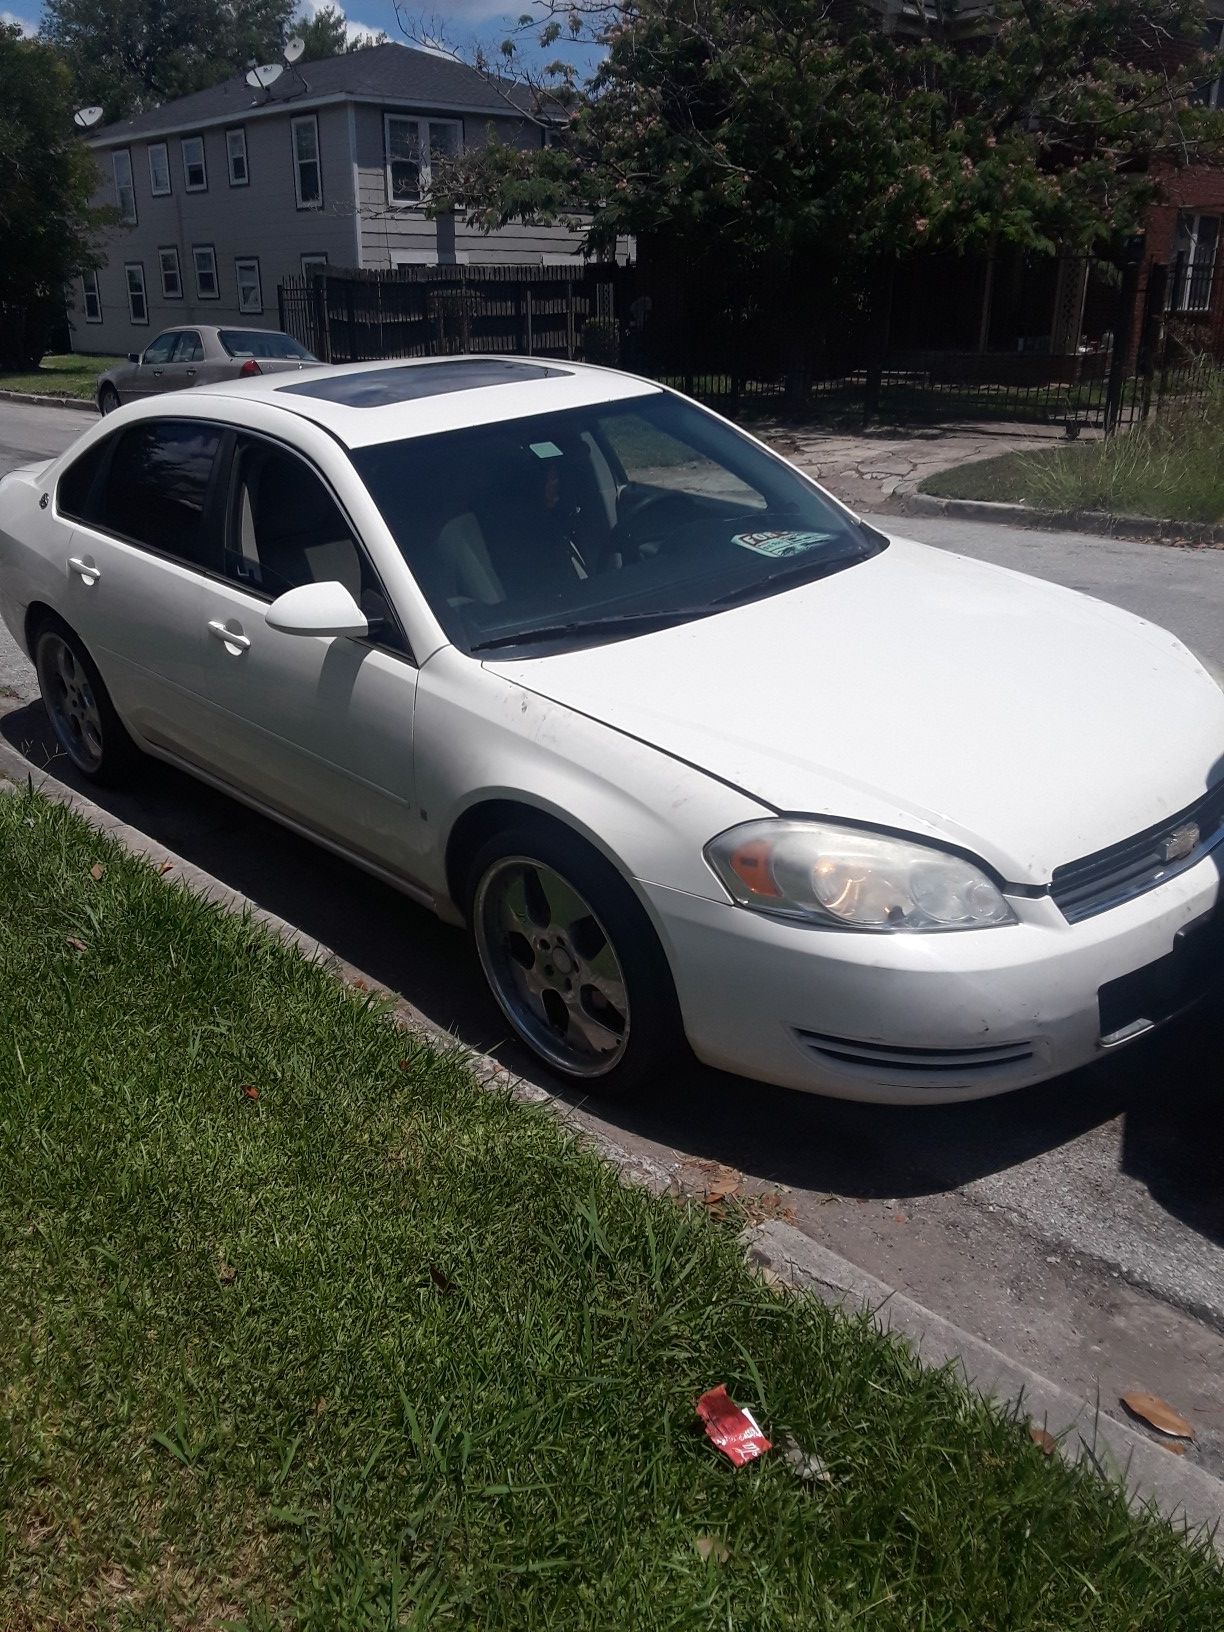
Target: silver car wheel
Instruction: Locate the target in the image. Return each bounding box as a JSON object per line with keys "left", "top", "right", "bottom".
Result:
{"left": 37, "top": 633, "right": 105, "bottom": 773}
{"left": 474, "top": 856, "right": 631, "bottom": 1077}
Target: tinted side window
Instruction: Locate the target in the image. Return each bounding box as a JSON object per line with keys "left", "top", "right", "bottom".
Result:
{"left": 95, "top": 421, "right": 223, "bottom": 566}
{"left": 57, "top": 436, "right": 112, "bottom": 523}
{"left": 224, "top": 436, "right": 405, "bottom": 651}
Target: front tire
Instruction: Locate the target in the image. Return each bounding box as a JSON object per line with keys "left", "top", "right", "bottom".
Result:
{"left": 466, "top": 823, "right": 685, "bottom": 1096}
{"left": 33, "top": 619, "right": 139, "bottom": 785}
{"left": 98, "top": 384, "right": 120, "bottom": 415}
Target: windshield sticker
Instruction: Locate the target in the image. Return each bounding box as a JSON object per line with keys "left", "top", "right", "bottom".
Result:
{"left": 529, "top": 440, "right": 564, "bottom": 459}
{"left": 731, "top": 529, "right": 832, "bottom": 558}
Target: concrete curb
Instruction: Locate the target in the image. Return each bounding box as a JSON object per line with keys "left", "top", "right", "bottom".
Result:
{"left": 1, "top": 736, "right": 1221, "bottom": 1553}
{"left": 891, "top": 491, "right": 1224, "bottom": 548}
{"left": 0, "top": 389, "right": 96, "bottom": 414}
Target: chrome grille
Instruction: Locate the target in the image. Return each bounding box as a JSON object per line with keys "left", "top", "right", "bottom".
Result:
{"left": 1051, "top": 782, "right": 1224, "bottom": 923}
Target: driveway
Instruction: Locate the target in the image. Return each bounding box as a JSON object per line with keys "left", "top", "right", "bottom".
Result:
{"left": 3, "top": 398, "right": 1222, "bottom": 1470}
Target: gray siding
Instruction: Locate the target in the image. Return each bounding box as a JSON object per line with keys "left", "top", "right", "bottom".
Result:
{"left": 352, "top": 104, "right": 591, "bottom": 270}
{"left": 71, "top": 105, "right": 359, "bottom": 356}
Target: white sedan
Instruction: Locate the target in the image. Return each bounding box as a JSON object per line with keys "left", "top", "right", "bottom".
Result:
{"left": 1, "top": 358, "right": 1222, "bottom": 1103}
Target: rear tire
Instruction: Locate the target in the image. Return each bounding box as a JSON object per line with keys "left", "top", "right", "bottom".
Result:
{"left": 465, "top": 821, "right": 686, "bottom": 1097}
{"left": 98, "top": 385, "right": 120, "bottom": 415}
{"left": 33, "top": 617, "right": 140, "bottom": 786}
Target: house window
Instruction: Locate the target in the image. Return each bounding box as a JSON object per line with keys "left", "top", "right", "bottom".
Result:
{"left": 81, "top": 271, "right": 102, "bottom": 323}
{"left": 301, "top": 253, "right": 328, "bottom": 274}
{"left": 182, "top": 135, "right": 208, "bottom": 191}
{"left": 148, "top": 142, "right": 171, "bottom": 196}
{"left": 112, "top": 150, "right": 136, "bottom": 224}
{"left": 226, "top": 127, "right": 249, "bottom": 186}
{"left": 291, "top": 115, "right": 322, "bottom": 208}
{"left": 1193, "top": 21, "right": 1224, "bottom": 109}
{"left": 159, "top": 246, "right": 182, "bottom": 300}
{"left": 384, "top": 114, "right": 461, "bottom": 205}
{"left": 235, "top": 258, "right": 262, "bottom": 314}
{"left": 1171, "top": 213, "right": 1219, "bottom": 312}
{"left": 192, "top": 244, "right": 219, "bottom": 299}
{"left": 125, "top": 263, "right": 148, "bottom": 325}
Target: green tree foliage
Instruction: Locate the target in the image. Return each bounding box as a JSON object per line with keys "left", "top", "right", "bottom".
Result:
{"left": 0, "top": 23, "right": 112, "bottom": 368}
{"left": 40, "top": 0, "right": 297, "bottom": 122}
{"left": 292, "top": 4, "right": 385, "bottom": 60}
{"left": 437, "top": 0, "right": 1224, "bottom": 262}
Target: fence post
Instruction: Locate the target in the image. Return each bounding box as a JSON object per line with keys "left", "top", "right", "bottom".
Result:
{"left": 313, "top": 275, "right": 331, "bottom": 363}
{"left": 345, "top": 281, "right": 358, "bottom": 363}
{"left": 1103, "top": 241, "right": 1143, "bottom": 436}
{"left": 863, "top": 258, "right": 895, "bottom": 424}
{"left": 1136, "top": 260, "right": 1167, "bottom": 422}
{"left": 525, "top": 290, "right": 534, "bottom": 356}
{"left": 566, "top": 280, "right": 576, "bottom": 359}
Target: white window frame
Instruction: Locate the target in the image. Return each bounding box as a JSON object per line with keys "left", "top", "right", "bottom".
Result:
{"left": 235, "top": 257, "right": 263, "bottom": 314}
{"left": 291, "top": 115, "right": 322, "bottom": 210}
{"left": 192, "top": 243, "right": 219, "bottom": 300}
{"left": 181, "top": 135, "right": 208, "bottom": 192}
{"left": 1171, "top": 213, "right": 1219, "bottom": 313}
{"left": 81, "top": 271, "right": 102, "bottom": 323}
{"left": 300, "top": 252, "right": 328, "bottom": 274}
{"left": 148, "top": 142, "right": 171, "bottom": 197}
{"left": 383, "top": 113, "right": 462, "bottom": 207}
{"left": 112, "top": 150, "right": 136, "bottom": 225}
{"left": 226, "top": 127, "right": 249, "bottom": 187}
{"left": 124, "top": 262, "right": 148, "bottom": 325}
{"left": 158, "top": 245, "right": 182, "bottom": 300}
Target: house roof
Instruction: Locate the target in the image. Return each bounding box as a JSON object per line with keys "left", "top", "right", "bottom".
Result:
{"left": 87, "top": 42, "right": 544, "bottom": 147}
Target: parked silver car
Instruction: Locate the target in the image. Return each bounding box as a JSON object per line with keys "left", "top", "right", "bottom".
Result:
{"left": 97, "top": 326, "right": 319, "bottom": 414}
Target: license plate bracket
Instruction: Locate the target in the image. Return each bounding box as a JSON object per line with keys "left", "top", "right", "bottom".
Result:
{"left": 1098, "top": 903, "right": 1224, "bottom": 1039}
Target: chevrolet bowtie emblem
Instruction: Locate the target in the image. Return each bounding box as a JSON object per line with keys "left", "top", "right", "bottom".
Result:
{"left": 1160, "top": 822, "right": 1200, "bottom": 863}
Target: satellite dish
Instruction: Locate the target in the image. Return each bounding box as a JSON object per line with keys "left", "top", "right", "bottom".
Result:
{"left": 244, "top": 62, "right": 284, "bottom": 88}
{"left": 73, "top": 106, "right": 104, "bottom": 129}
{"left": 284, "top": 36, "right": 306, "bottom": 63}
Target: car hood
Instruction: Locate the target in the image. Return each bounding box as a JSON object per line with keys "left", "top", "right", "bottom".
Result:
{"left": 487, "top": 537, "right": 1224, "bottom": 884}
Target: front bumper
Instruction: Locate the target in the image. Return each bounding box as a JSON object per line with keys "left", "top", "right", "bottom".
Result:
{"left": 642, "top": 853, "right": 1223, "bottom": 1104}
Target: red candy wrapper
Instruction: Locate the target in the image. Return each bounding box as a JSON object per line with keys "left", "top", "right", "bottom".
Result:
{"left": 696, "top": 1385, "right": 772, "bottom": 1465}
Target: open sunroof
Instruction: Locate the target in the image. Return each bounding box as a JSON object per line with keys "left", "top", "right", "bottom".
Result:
{"left": 276, "top": 359, "right": 567, "bottom": 407}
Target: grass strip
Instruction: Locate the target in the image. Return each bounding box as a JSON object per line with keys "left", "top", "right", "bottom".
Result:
{"left": 0, "top": 353, "right": 121, "bottom": 401}
{"left": 921, "top": 378, "right": 1224, "bottom": 523}
{"left": 1, "top": 788, "right": 1220, "bottom": 1630}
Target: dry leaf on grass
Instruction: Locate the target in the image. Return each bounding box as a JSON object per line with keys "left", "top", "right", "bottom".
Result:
{"left": 704, "top": 1166, "right": 741, "bottom": 1204}
{"left": 428, "top": 1266, "right": 455, "bottom": 1294}
{"left": 693, "top": 1536, "right": 730, "bottom": 1564}
{"left": 1120, "top": 1392, "right": 1194, "bottom": 1439}
{"left": 1029, "top": 1425, "right": 1058, "bottom": 1456}
{"left": 218, "top": 1261, "right": 237, "bottom": 1285}
{"left": 65, "top": 936, "right": 87, "bottom": 953}
{"left": 89, "top": 864, "right": 105, "bottom": 882}
{"left": 780, "top": 1436, "right": 834, "bottom": 1484}
{"left": 157, "top": 860, "right": 174, "bottom": 874}
{"left": 240, "top": 1085, "right": 260, "bottom": 1102}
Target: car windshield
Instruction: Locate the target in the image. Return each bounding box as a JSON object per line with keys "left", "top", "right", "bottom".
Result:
{"left": 349, "top": 393, "right": 884, "bottom": 655}
{"left": 219, "top": 329, "right": 316, "bottom": 361}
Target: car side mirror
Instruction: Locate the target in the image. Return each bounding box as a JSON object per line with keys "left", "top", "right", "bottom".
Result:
{"left": 265, "top": 581, "right": 370, "bottom": 638}
{"left": 128, "top": 352, "right": 140, "bottom": 364}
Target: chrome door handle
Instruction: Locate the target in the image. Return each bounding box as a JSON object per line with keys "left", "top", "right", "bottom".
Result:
{"left": 67, "top": 556, "right": 100, "bottom": 584}
{"left": 185, "top": 368, "right": 196, "bottom": 377}
{"left": 208, "top": 620, "right": 250, "bottom": 651}
{"left": 153, "top": 369, "right": 164, "bottom": 377}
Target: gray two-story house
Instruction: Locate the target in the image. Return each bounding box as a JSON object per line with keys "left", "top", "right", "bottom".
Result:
{"left": 73, "top": 43, "right": 594, "bottom": 356}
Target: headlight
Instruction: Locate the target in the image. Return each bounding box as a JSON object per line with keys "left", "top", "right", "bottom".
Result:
{"left": 705, "top": 820, "right": 1014, "bottom": 931}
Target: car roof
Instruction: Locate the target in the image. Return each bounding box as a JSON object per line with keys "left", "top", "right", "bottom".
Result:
{"left": 190, "top": 355, "right": 662, "bottom": 449}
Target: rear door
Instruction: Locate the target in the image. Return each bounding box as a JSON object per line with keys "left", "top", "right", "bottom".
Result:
{"left": 56, "top": 416, "right": 229, "bottom": 761}
{"left": 154, "top": 329, "right": 206, "bottom": 394}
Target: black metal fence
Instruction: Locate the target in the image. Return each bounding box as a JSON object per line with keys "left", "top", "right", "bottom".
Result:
{"left": 278, "top": 247, "right": 1224, "bottom": 433}
{"left": 278, "top": 263, "right": 620, "bottom": 367}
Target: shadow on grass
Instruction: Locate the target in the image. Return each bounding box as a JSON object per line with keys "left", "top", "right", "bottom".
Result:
{"left": 2, "top": 698, "right": 1220, "bottom": 1249}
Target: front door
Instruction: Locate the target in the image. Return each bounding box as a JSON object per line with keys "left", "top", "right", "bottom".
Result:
{"left": 126, "top": 330, "right": 181, "bottom": 399}
{"left": 191, "top": 432, "right": 422, "bottom": 880}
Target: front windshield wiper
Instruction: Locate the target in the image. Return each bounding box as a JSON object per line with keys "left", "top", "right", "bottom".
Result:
{"left": 703, "top": 551, "right": 865, "bottom": 610}
{"left": 470, "top": 608, "right": 704, "bottom": 653}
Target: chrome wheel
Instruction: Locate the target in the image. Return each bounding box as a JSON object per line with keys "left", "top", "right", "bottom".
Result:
{"left": 474, "top": 856, "right": 631, "bottom": 1077}
{"left": 39, "top": 633, "right": 105, "bottom": 772}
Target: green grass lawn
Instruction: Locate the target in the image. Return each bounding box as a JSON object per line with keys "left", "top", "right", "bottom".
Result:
{"left": 0, "top": 352, "right": 122, "bottom": 400}
{"left": 922, "top": 385, "right": 1224, "bottom": 523}
{"left": 1, "top": 789, "right": 1221, "bottom": 1630}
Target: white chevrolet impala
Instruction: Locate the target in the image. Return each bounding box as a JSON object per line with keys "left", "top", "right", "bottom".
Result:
{"left": 1, "top": 358, "right": 1222, "bottom": 1102}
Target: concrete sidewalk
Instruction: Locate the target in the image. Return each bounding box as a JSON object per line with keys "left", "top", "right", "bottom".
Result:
{"left": 758, "top": 418, "right": 1092, "bottom": 513}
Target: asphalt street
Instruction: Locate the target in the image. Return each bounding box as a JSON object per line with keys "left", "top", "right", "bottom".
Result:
{"left": 2, "top": 396, "right": 1222, "bottom": 1472}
